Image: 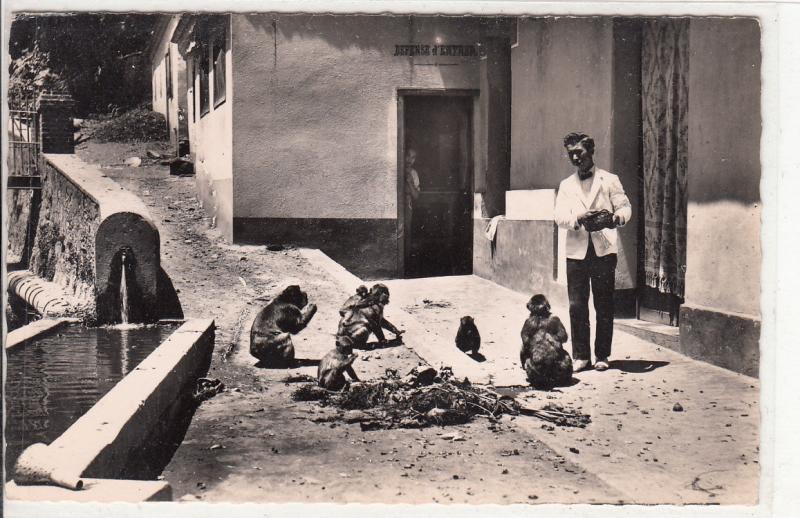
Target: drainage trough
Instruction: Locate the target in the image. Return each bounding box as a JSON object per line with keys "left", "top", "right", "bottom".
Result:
{"left": 4, "top": 318, "right": 215, "bottom": 502}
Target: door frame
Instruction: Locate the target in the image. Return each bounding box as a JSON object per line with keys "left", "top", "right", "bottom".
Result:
{"left": 396, "top": 88, "right": 479, "bottom": 278}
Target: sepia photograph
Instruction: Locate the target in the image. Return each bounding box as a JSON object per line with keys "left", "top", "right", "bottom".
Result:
{"left": 1, "top": 1, "right": 796, "bottom": 516}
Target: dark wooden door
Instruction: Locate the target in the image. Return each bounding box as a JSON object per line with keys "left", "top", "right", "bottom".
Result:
{"left": 403, "top": 95, "right": 473, "bottom": 278}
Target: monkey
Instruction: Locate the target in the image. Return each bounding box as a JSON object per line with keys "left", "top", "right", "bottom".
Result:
{"left": 317, "top": 334, "right": 361, "bottom": 391}
{"left": 519, "top": 294, "right": 573, "bottom": 390}
{"left": 337, "top": 283, "right": 403, "bottom": 349}
{"left": 250, "top": 285, "right": 317, "bottom": 367}
{"left": 339, "top": 285, "right": 369, "bottom": 316}
{"left": 455, "top": 315, "right": 481, "bottom": 355}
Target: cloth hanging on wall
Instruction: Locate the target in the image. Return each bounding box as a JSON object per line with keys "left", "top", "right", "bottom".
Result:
{"left": 641, "top": 18, "right": 690, "bottom": 298}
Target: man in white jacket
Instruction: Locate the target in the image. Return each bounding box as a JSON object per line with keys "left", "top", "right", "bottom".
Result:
{"left": 554, "top": 133, "right": 632, "bottom": 372}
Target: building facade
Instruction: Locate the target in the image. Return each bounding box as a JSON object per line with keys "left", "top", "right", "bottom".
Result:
{"left": 150, "top": 14, "right": 762, "bottom": 377}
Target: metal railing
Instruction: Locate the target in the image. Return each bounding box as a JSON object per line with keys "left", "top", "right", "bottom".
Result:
{"left": 8, "top": 96, "right": 41, "bottom": 188}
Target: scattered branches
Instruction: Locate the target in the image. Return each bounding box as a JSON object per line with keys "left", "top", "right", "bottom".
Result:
{"left": 291, "top": 367, "right": 591, "bottom": 430}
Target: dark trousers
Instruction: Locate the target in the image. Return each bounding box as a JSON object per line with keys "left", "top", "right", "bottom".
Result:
{"left": 566, "top": 240, "right": 617, "bottom": 361}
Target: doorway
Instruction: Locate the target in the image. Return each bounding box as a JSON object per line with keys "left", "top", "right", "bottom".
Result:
{"left": 398, "top": 92, "right": 475, "bottom": 278}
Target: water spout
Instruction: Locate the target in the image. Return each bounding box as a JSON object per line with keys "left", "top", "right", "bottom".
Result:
{"left": 120, "top": 250, "right": 130, "bottom": 324}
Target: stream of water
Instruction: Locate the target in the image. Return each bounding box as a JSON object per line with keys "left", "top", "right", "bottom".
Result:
{"left": 120, "top": 251, "right": 130, "bottom": 324}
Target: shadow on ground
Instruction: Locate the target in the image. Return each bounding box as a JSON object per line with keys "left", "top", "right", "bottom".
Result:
{"left": 156, "top": 266, "right": 184, "bottom": 319}
{"left": 254, "top": 358, "right": 322, "bottom": 369}
{"left": 608, "top": 359, "right": 669, "bottom": 373}
{"left": 357, "top": 337, "right": 405, "bottom": 351}
{"left": 467, "top": 351, "right": 486, "bottom": 362}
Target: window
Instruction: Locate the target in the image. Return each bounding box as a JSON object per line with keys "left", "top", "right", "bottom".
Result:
{"left": 188, "top": 63, "right": 195, "bottom": 123}
{"left": 212, "top": 34, "right": 226, "bottom": 107}
{"left": 198, "top": 46, "right": 210, "bottom": 117}
{"left": 165, "top": 48, "right": 173, "bottom": 100}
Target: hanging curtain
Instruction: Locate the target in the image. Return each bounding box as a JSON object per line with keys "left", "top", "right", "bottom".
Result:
{"left": 641, "top": 18, "right": 690, "bottom": 298}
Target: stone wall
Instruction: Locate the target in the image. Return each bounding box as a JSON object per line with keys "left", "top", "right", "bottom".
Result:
{"left": 38, "top": 94, "right": 76, "bottom": 154}
{"left": 6, "top": 190, "right": 34, "bottom": 265}
{"left": 24, "top": 155, "right": 160, "bottom": 324}
{"left": 28, "top": 158, "right": 100, "bottom": 306}
{"left": 473, "top": 218, "right": 568, "bottom": 310}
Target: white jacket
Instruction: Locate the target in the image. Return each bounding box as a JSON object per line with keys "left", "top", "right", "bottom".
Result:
{"left": 554, "top": 168, "right": 632, "bottom": 259}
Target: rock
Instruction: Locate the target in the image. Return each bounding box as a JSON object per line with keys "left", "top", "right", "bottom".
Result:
{"left": 343, "top": 410, "right": 371, "bottom": 423}
{"left": 399, "top": 417, "right": 423, "bottom": 428}
{"left": 440, "top": 431, "right": 465, "bottom": 441}
{"left": 673, "top": 402, "right": 684, "bottom": 412}
{"left": 147, "top": 149, "right": 162, "bottom": 159}
{"left": 360, "top": 420, "right": 382, "bottom": 431}
{"left": 169, "top": 157, "right": 195, "bottom": 176}
{"left": 209, "top": 444, "right": 223, "bottom": 450}
{"left": 569, "top": 447, "right": 580, "bottom": 454}
{"left": 124, "top": 156, "right": 142, "bottom": 167}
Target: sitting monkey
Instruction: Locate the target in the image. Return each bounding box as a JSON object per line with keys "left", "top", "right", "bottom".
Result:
{"left": 337, "top": 283, "right": 403, "bottom": 349}
{"left": 318, "top": 335, "right": 360, "bottom": 391}
{"left": 250, "top": 285, "right": 317, "bottom": 367}
{"left": 519, "top": 294, "right": 573, "bottom": 390}
{"left": 455, "top": 315, "right": 481, "bottom": 355}
{"left": 339, "top": 285, "right": 369, "bottom": 316}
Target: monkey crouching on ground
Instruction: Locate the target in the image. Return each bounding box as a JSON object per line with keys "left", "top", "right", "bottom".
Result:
{"left": 455, "top": 315, "right": 481, "bottom": 355}
{"left": 250, "top": 285, "right": 317, "bottom": 367}
{"left": 339, "top": 285, "right": 369, "bottom": 316}
{"left": 519, "top": 294, "right": 573, "bottom": 390}
{"left": 318, "top": 335, "right": 361, "bottom": 391}
{"left": 337, "top": 283, "right": 404, "bottom": 349}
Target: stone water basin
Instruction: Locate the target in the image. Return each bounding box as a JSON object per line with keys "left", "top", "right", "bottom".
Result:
{"left": 4, "top": 317, "right": 214, "bottom": 503}
{"left": 4, "top": 323, "right": 180, "bottom": 476}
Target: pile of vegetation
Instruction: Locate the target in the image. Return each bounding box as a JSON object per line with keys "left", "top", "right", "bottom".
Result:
{"left": 84, "top": 104, "right": 169, "bottom": 143}
{"left": 292, "top": 367, "right": 591, "bottom": 430}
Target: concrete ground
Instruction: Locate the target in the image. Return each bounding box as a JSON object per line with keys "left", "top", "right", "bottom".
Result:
{"left": 73, "top": 141, "right": 760, "bottom": 505}
{"left": 367, "top": 274, "right": 761, "bottom": 504}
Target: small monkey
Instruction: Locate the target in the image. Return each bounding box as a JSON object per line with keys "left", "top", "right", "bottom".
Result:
{"left": 519, "top": 294, "right": 573, "bottom": 390}
{"left": 455, "top": 315, "right": 481, "bottom": 355}
{"left": 339, "top": 285, "right": 369, "bottom": 316}
{"left": 318, "top": 335, "right": 360, "bottom": 391}
{"left": 337, "top": 283, "right": 403, "bottom": 349}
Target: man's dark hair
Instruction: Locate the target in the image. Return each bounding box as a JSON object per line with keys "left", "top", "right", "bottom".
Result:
{"left": 563, "top": 132, "right": 595, "bottom": 154}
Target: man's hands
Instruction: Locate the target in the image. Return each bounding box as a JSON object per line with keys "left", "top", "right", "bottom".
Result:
{"left": 576, "top": 209, "right": 600, "bottom": 227}
{"left": 577, "top": 209, "right": 618, "bottom": 231}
